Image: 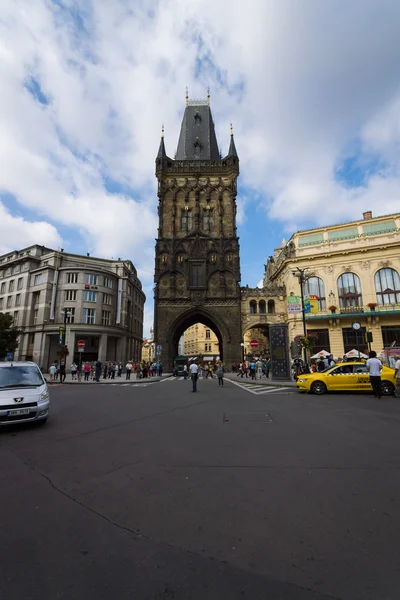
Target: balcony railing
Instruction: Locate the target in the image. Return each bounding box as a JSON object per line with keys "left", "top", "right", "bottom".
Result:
{"left": 305, "top": 304, "right": 400, "bottom": 319}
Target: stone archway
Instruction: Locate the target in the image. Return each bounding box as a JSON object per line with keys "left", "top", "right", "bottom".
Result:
{"left": 242, "top": 322, "right": 270, "bottom": 358}
{"left": 166, "top": 307, "right": 230, "bottom": 367}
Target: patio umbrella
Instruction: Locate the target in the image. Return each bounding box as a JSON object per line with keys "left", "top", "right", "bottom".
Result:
{"left": 310, "top": 350, "right": 331, "bottom": 359}
{"left": 345, "top": 349, "right": 368, "bottom": 359}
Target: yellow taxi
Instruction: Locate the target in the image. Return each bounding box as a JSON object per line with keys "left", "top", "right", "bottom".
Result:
{"left": 296, "top": 362, "right": 396, "bottom": 396}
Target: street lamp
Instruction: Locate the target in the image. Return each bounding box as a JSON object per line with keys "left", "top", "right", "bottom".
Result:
{"left": 60, "top": 308, "right": 72, "bottom": 346}
{"left": 240, "top": 342, "right": 244, "bottom": 362}
{"left": 292, "top": 267, "right": 314, "bottom": 365}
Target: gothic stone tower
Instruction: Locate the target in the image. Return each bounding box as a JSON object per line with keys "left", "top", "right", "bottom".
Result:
{"left": 154, "top": 94, "right": 242, "bottom": 369}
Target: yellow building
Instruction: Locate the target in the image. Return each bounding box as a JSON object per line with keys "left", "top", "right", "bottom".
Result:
{"left": 141, "top": 338, "right": 153, "bottom": 362}
{"left": 183, "top": 323, "right": 219, "bottom": 358}
{"left": 266, "top": 211, "right": 400, "bottom": 358}
{"left": 241, "top": 283, "right": 287, "bottom": 357}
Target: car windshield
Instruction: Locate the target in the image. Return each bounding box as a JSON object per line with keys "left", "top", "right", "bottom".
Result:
{"left": 0, "top": 366, "right": 44, "bottom": 388}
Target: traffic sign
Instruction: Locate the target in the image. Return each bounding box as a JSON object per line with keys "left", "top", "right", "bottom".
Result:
{"left": 77, "top": 339, "right": 85, "bottom": 349}
{"left": 250, "top": 339, "right": 259, "bottom": 349}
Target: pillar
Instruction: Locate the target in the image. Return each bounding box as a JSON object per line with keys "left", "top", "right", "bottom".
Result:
{"left": 98, "top": 334, "right": 108, "bottom": 362}
{"left": 66, "top": 330, "right": 75, "bottom": 371}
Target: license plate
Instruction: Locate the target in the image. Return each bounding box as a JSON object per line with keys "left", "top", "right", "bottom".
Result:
{"left": 7, "top": 408, "right": 30, "bottom": 416}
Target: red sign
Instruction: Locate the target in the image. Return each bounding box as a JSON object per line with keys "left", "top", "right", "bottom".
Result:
{"left": 77, "top": 340, "right": 85, "bottom": 349}
{"left": 250, "top": 339, "right": 259, "bottom": 349}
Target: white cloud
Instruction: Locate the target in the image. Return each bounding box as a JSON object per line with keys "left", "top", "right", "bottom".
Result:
{"left": 1, "top": 0, "right": 400, "bottom": 334}
{"left": 0, "top": 202, "right": 61, "bottom": 254}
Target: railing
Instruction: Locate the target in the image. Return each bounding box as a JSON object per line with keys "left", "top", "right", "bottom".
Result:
{"left": 305, "top": 304, "right": 400, "bottom": 318}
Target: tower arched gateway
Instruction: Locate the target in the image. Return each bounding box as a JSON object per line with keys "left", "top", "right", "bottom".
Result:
{"left": 153, "top": 94, "right": 242, "bottom": 370}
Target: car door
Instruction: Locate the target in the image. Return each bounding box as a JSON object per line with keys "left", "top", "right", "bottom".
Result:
{"left": 325, "top": 365, "right": 354, "bottom": 391}
{"left": 352, "top": 364, "right": 372, "bottom": 392}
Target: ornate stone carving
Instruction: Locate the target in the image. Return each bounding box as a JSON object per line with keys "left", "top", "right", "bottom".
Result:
{"left": 360, "top": 260, "right": 370, "bottom": 270}
{"left": 378, "top": 260, "right": 391, "bottom": 268}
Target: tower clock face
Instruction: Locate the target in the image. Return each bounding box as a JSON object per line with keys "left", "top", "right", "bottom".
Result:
{"left": 352, "top": 322, "right": 361, "bottom": 330}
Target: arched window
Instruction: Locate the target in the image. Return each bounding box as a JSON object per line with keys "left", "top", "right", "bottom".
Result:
{"left": 267, "top": 300, "right": 275, "bottom": 314}
{"left": 375, "top": 268, "right": 400, "bottom": 305}
{"left": 249, "top": 300, "right": 257, "bottom": 314}
{"left": 304, "top": 277, "right": 326, "bottom": 310}
{"left": 338, "top": 273, "right": 362, "bottom": 307}
{"left": 259, "top": 300, "right": 266, "bottom": 314}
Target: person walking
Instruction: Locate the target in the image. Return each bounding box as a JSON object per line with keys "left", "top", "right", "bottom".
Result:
{"left": 71, "top": 362, "right": 78, "bottom": 380}
{"left": 366, "top": 350, "right": 383, "bottom": 399}
{"left": 103, "top": 362, "right": 108, "bottom": 379}
{"left": 249, "top": 360, "right": 256, "bottom": 380}
{"left": 190, "top": 361, "right": 199, "bottom": 392}
{"left": 125, "top": 361, "right": 132, "bottom": 380}
{"left": 217, "top": 362, "right": 224, "bottom": 386}
{"left": 205, "top": 362, "right": 214, "bottom": 379}
{"left": 241, "top": 360, "right": 248, "bottom": 378}
{"left": 183, "top": 364, "right": 188, "bottom": 380}
{"left": 394, "top": 354, "right": 400, "bottom": 398}
{"left": 49, "top": 362, "right": 57, "bottom": 384}
{"left": 95, "top": 359, "right": 102, "bottom": 382}
{"left": 83, "top": 362, "right": 91, "bottom": 381}
{"left": 256, "top": 358, "right": 263, "bottom": 380}
{"left": 59, "top": 361, "right": 66, "bottom": 383}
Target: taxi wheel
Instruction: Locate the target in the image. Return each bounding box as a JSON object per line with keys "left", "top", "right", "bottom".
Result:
{"left": 311, "top": 381, "right": 327, "bottom": 395}
{"left": 381, "top": 381, "right": 395, "bottom": 396}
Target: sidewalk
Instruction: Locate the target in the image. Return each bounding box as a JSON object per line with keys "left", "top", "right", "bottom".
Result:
{"left": 225, "top": 373, "right": 296, "bottom": 387}
{"left": 45, "top": 373, "right": 173, "bottom": 385}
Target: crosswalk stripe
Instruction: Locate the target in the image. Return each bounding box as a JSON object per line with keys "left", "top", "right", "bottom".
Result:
{"left": 226, "top": 379, "right": 292, "bottom": 395}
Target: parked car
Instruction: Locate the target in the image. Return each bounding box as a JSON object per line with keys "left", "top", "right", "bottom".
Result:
{"left": 296, "top": 361, "right": 396, "bottom": 396}
{"left": 0, "top": 361, "right": 50, "bottom": 426}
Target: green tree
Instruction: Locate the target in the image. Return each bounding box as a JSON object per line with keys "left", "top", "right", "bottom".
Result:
{"left": 0, "top": 313, "right": 22, "bottom": 359}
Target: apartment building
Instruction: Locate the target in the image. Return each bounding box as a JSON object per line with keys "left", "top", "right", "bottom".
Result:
{"left": 0, "top": 245, "right": 145, "bottom": 370}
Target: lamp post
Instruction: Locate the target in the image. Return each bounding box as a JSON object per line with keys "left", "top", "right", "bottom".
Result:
{"left": 292, "top": 267, "right": 314, "bottom": 366}
{"left": 240, "top": 342, "right": 244, "bottom": 362}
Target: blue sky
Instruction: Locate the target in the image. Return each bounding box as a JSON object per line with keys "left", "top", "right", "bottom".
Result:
{"left": 1, "top": 0, "right": 400, "bottom": 334}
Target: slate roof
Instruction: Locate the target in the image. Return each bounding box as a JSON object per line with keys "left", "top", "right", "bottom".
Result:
{"left": 175, "top": 104, "right": 220, "bottom": 161}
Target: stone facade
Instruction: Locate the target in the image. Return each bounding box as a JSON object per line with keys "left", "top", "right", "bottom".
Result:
{"left": 0, "top": 245, "right": 145, "bottom": 369}
{"left": 153, "top": 98, "right": 242, "bottom": 369}
{"left": 266, "top": 211, "right": 400, "bottom": 358}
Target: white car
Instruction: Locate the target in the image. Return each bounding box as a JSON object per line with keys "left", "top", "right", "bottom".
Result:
{"left": 0, "top": 361, "right": 50, "bottom": 426}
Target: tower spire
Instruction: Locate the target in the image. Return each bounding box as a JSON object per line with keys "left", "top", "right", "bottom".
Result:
{"left": 157, "top": 125, "right": 167, "bottom": 159}
{"left": 227, "top": 123, "right": 238, "bottom": 158}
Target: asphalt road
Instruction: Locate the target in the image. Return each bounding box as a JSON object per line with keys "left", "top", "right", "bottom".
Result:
{"left": 1, "top": 377, "right": 399, "bottom": 600}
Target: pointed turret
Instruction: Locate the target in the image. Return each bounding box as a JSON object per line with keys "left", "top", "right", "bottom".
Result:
{"left": 175, "top": 92, "right": 220, "bottom": 161}
{"left": 157, "top": 125, "right": 167, "bottom": 159}
{"left": 226, "top": 123, "right": 238, "bottom": 158}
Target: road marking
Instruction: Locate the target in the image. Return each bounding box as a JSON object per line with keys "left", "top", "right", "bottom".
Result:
{"left": 227, "top": 379, "right": 293, "bottom": 396}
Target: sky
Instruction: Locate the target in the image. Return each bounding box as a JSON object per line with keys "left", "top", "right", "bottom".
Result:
{"left": 1, "top": 0, "right": 400, "bottom": 335}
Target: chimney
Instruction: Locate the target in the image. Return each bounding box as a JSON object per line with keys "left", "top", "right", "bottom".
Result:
{"left": 363, "top": 210, "right": 372, "bottom": 220}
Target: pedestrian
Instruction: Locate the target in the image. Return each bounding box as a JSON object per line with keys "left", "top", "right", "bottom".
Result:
{"left": 237, "top": 362, "right": 242, "bottom": 377}
{"left": 183, "top": 364, "right": 188, "bottom": 380}
{"left": 83, "top": 362, "right": 91, "bottom": 381}
{"left": 125, "top": 361, "right": 132, "bottom": 380}
{"left": 71, "top": 362, "right": 78, "bottom": 380}
{"left": 217, "top": 362, "right": 224, "bottom": 386}
{"left": 317, "top": 358, "right": 325, "bottom": 372}
{"left": 205, "top": 362, "right": 214, "bottom": 378}
{"left": 232, "top": 362, "right": 237, "bottom": 373}
{"left": 394, "top": 355, "right": 400, "bottom": 398}
{"left": 59, "top": 361, "right": 66, "bottom": 383}
{"left": 249, "top": 359, "right": 256, "bottom": 380}
{"left": 103, "top": 362, "right": 108, "bottom": 379}
{"left": 108, "top": 362, "right": 113, "bottom": 379}
{"left": 366, "top": 350, "right": 383, "bottom": 399}
{"left": 49, "top": 361, "right": 57, "bottom": 384}
{"left": 142, "top": 362, "right": 148, "bottom": 378}
{"left": 159, "top": 362, "right": 163, "bottom": 377}
{"left": 190, "top": 361, "right": 199, "bottom": 392}
{"left": 328, "top": 354, "right": 336, "bottom": 367}
{"left": 265, "top": 358, "right": 271, "bottom": 378}
{"left": 95, "top": 359, "right": 102, "bottom": 382}
{"left": 241, "top": 360, "right": 248, "bottom": 378}
{"left": 118, "top": 362, "right": 123, "bottom": 377}
{"left": 256, "top": 358, "right": 263, "bottom": 379}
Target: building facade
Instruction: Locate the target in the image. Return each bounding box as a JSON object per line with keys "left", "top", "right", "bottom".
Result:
{"left": 153, "top": 93, "right": 242, "bottom": 369}
{"left": 0, "top": 245, "right": 145, "bottom": 369}
{"left": 265, "top": 211, "right": 400, "bottom": 358}
{"left": 183, "top": 323, "right": 219, "bottom": 359}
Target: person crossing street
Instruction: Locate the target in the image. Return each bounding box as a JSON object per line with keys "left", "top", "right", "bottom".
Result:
{"left": 190, "top": 361, "right": 199, "bottom": 392}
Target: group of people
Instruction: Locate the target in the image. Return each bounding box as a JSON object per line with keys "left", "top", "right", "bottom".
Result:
{"left": 182, "top": 360, "right": 225, "bottom": 391}
{"left": 49, "top": 360, "right": 163, "bottom": 383}
{"left": 235, "top": 359, "right": 271, "bottom": 380}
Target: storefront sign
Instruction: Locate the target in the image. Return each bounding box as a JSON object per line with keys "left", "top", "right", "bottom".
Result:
{"left": 309, "top": 295, "right": 319, "bottom": 314}
{"left": 303, "top": 295, "right": 311, "bottom": 314}
{"left": 287, "top": 295, "right": 301, "bottom": 313}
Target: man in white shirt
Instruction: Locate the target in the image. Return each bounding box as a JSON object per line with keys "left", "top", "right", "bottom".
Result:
{"left": 125, "top": 361, "right": 132, "bottom": 380}
{"left": 394, "top": 355, "right": 400, "bottom": 398}
{"left": 189, "top": 361, "right": 199, "bottom": 392}
{"left": 366, "top": 351, "right": 383, "bottom": 399}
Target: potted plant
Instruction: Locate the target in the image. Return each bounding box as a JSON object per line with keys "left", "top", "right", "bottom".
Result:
{"left": 329, "top": 305, "right": 337, "bottom": 313}
{"left": 368, "top": 302, "right": 377, "bottom": 311}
